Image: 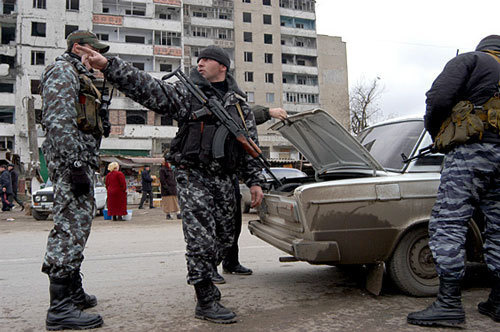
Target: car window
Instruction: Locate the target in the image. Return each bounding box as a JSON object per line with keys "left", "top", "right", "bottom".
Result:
{"left": 358, "top": 121, "right": 424, "bottom": 171}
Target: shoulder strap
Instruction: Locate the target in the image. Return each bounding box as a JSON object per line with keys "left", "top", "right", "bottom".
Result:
{"left": 235, "top": 103, "right": 249, "bottom": 132}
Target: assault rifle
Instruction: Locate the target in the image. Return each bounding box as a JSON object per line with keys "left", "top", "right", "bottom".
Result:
{"left": 162, "top": 68, "right": 282, "bottom": 187}
{"left": 401, "top": 144, "right": 436, "bottom": 163}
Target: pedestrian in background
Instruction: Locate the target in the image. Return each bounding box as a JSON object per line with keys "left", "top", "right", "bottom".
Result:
{"left": 7, "top": 164, "right": 24, "bottom": 211}
{"left": 0, "top": 164, "right": 14, "bottom": 211}
{"left": 105, "top": 162, "right": 127, "bottom": 221}
{"left": 159, "top": 161, "right": 180, "bottom": 220}
{"left": 39, "top": 30, "right": 108, "bottom": 330}
{"left": 138, "top": 166, "right": 155, "bottom": 209}
{"left": 408, "top": 35, "right": 500, "bottom": 327}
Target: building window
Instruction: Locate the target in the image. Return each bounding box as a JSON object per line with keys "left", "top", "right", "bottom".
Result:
{"left": 246, "top": 92, "right": 255, "bottom": 103}
{"left": 243, "top": 32, "right": 252, "bottom": 42}
{"left": 296, "top": 23, "right": 304, "bottom": 29}
{"left": 297, "top": 59, "right": 306, "bottom": 66}
{"left": 263, "top": 0, "right": 271, "bottom": 5}
{"left": 243, "top": 12, "right": 251, "bottom": 23}
{"left": 263, "top": 14, "right": 272, "bottom": 25}
{"left": 160, "top": 63, "right": 172, "bottom": 72}
{"left": 193, "top": 11, "right": 208, "bottom": 18}
{"left": 0, "top": 83, "right": 14, "bottom": 93}
{"left": 66, "top": 0, "right": 79, "bottom": 11}
{"left": 265, "top": 73, "right": 274, "bottom": 83}
{"left": 31, "top": 51, "right": 45, "bottom": 65}
{"left": 97, "top": 33, "right": 109, "bottom": 41}
{"left": 243, "top": 0, "right": 251, "bottom": 3}
{"left": 244, "top": 51, "right": 253, "bottom": 62}
{"left": 264, "top": 53, "right": 273, "bottom": 64}
{"left": 65, "top": 25, "right": 79, "bottom": 38}
{"left": 132, "top": 62, "right": 145, "bottom": 70}
{"left": 244, "top": 72, "right": 254, "bottom": 82}
{"left": 125, "top": 35, "right": 145, "bottom": 44}
{"left": 33, "top": 0, "right": 46, "bottom": 9}
{"left": 0, "top": 107, "right": 14, "bottom": 124}
{"left": 192, "top": 27, "right": 208, "bottom": 38}
{"left": 102, "top": 7, "right": 109, "bottom": 13}
{"left": 160, "top": 114, "right": 173, "bottom": 126}
{"left": 296, "top": 40, "right": 304, "bottom": 47}
{"left": 126, "top": 110, "right": 147, "bottom": 124}
{"left": 31, "top": 80, "right": 41, "bottom": 94}
{"left": 264, "top": 34, "right": 272, "bottom": 44}
{"left": 266, "top": 93, "right": 274, "bottom": 103}
{"left": 31, "top": 22, "right": 46, "bottom": 37}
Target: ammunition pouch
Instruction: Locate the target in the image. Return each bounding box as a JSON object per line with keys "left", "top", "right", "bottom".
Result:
{"left": 433, "top": 95, "right": 500, "bottom": 152}
{"left": 76, "top": 74, "right": 104, "bottom": 139}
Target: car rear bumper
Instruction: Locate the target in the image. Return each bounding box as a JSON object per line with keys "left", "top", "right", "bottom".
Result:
{"left": 248, "top": 220, "right": 341, "bottom": 263}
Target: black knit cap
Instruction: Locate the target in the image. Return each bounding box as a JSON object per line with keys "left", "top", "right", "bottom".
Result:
{"left": 197, "top": 45, "right": 230, "bottom": 69}
{"left": 475, "top": 35, "right": 500, "bottom": 51}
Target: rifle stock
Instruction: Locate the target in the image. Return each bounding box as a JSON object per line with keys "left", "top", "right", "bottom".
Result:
{"left": 163, "top": 67, "right": 283, "bottom": 186}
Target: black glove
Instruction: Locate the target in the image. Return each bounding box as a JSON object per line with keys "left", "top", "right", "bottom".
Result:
{"left": 70, "top": 167, "right": 91, "bottom": 197}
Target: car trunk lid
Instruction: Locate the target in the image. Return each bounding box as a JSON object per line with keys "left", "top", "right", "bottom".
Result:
{"left": 270, "top": 109, "right": 385, "bottom": 175}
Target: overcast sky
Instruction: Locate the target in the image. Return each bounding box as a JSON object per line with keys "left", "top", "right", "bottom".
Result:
{"left": 315, "top": 0, "right": 500, "bottom": 121}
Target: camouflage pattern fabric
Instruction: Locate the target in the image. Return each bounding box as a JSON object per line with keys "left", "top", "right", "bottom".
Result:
{"left": 40, "top": 53, "right": 100, "bottom": 278}
{"left": 41, "top": 167, "right": 95, "bottom": 278}
{"left": 41, "top": 53, "right": 100, "bottom": 176}
{"left": 103, "top": 57, "right": 265, "bottom": 285}
{"left": 175, "top": 167, "right": 235, "bottom": 284}
{"left": 429, "top": 142, "right": 500, "bottom": 280}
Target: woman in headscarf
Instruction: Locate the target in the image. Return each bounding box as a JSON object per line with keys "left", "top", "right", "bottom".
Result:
{"left": 105, "top": 162, "right": 127, "bottom": 221}
{"left": 159, "top": 162, "right": 180, "bottom": 220}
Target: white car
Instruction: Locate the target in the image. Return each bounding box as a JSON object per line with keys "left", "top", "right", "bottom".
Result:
{"left": 31, "top": 173, "right": 107, "bottom": 220}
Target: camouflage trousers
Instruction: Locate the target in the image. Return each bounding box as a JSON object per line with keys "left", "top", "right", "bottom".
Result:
{"left": 429, "top": 143, "right": 500, "bottom": 280}
{"left": 175, "top": 167, "right": 235, "bottom": 285}
{"left": 41, "top": 167, "right": 95, "bottom": 279}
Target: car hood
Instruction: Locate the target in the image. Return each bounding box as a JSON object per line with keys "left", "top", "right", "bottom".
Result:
{"left": 270, "top": 109, "right": 385, "bottom": 174}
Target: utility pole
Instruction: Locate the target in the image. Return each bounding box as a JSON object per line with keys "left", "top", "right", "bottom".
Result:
{"left": 25, "top": 96, "right": 42, "bottom": 195}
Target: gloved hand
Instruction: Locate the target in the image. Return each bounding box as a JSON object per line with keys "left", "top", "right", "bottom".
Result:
{"left": 70, "top": 167, "right": 91, "bottom": 197}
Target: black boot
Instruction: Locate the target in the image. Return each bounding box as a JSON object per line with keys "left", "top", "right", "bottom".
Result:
{"left": 478, "top": 275, "right": 500, "bottom": 322}
{"left": 407, "top": 277, "right": 465, "bottom": 327}
{"left": 194, "top": 279, "right": 236, "bottom": 324}
{"left": 46, "top": 277, "right": 103, "bottom": 331}
{"left": 70, "top": 270, "right": 98, "bottom": 310}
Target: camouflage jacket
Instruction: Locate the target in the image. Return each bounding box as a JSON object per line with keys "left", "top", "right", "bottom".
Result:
{"left": 40, "top": 53, "right": 100, "bottom": 177}
{"left": 103, "top": 57, "right": 264, "bottom": 187}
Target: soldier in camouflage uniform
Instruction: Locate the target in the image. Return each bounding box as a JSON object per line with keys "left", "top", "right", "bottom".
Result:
{"left": 408, "top": 35, "right": 500, "bottom": 326}
{"left": 40, "top": 30, "right": 109, "bottom": 330}
{"left": 79, "top": 44, "right": 265, "bottom": 324}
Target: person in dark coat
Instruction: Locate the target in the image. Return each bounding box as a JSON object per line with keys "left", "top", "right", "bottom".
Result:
{"left": 0, "top": 164, "right": 14, "bottom": 211}
{"left": 7, "top": 164, "right": 24, "bottom": 211}
{"left": 138, "top": 166, "right": 155, "bottom": 209}
{"left": 159, "top": 162, "right": 180, "bottom": 220}
{"left": 407, "top": 35, "right": 500, "bottom": 327}
{"left": 105, "top": 162, "right": 127, "bottom": 221}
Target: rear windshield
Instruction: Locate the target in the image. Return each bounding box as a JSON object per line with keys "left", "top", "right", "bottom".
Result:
{"left": 358, "top": 120, "right": 424, "bottom": 171}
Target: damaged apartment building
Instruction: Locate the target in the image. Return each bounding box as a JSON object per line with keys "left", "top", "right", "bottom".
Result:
{"left": 0, "top": 0, "right": 348, "bottom": 173}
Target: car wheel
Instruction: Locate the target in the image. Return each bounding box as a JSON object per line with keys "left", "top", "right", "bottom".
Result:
{"left": 32, "top": 210, "right": 49, "bottom": 221}
{"left": 388, "top": 226, "right": 438, "bottom": 297}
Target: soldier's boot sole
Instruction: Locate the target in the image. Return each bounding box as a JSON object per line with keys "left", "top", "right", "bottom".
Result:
{"left": 478, "top": 301, "right": 500, "bottom": 322}
{"left": 194, "top": 313, "right": 237, "bottom": 324}
{"left": 46, "top": 317, "right": 103, "bottom": 331}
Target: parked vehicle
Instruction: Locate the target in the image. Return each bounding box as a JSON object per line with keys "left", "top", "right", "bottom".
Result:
{"left": 240, "top": 167, "right": 307, "bottom": 213}
{"left": 31, "top": 173, "right": 107, "bottom": 220}
{"left": 248, "top": 109, "right": 485, "bottom": 297}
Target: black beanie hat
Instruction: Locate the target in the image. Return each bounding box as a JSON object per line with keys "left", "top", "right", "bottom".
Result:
{"left": 197, "top": 46, "right": 230, "bottom": 69}
{"left": 475, "top": 35, "right": 500, "bottom": 51}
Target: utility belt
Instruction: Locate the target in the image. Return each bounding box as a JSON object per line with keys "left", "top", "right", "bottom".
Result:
{"left": 433, "top": 96, "right": 500, "bottom": 152}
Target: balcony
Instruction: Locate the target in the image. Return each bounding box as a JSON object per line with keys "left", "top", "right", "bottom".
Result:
{"left": 107, "top": 41, "right": 153, "bottom": 56}
{"left": 280, "top": 26, "right": 316, "bottom": 38}
{"left": 93, "top": 14, "right": 182, "bottom": 32}
{"left": 281, "top": 45, "right": 317, "bottom": 57}
{"left": 0, "top": 123, "right": 15, "bottom": 136}
{"left": 279, "top": 8, "right": 316, "bottom": 20}
{"left": 189, "top": 17, "right": 233, "bottom": 29}
{"left": 282, "top": 83, "right": 319, "bottom": 94}
{"left": 0, "top": 93, "right": 15, "bottom": 106}
{"left": 153, "top": 0, "right": 181, "bottom": 7}
{"left": 122, "top": 125, "right": 178, "bottom": 139}
{"left": 0, "top": 44, "right": 15, "bottom": 57}
{"left": 183, "top": 36, "right": 215, "bottom": 47}
{"left": 281, "top": 64, "right": 318, "bottom": 75}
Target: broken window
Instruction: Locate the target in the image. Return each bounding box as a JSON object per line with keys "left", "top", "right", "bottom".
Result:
{"left": 126, "top": 110, "right": 147, "bottom": 125}
{"left": 1, "top": 26, "right": 16, "bottom": 44}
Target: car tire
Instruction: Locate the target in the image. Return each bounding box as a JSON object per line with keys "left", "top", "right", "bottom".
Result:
{"left": 32, "top": 210, "right": 49, "bottom": 221}
{"left": 387, "top": 226, "right": 438, "bottom": 297}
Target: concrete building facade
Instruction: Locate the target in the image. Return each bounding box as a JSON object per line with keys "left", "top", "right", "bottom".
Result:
{"left": 0, "top": 0, "right": 348, "bottom": 171}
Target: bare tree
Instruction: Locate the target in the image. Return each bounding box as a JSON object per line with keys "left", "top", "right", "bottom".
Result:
{"left": 350, "top": 77, "right": 384, "bottom": 134}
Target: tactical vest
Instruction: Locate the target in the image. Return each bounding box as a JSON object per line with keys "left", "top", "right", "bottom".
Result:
{"left": 167, "top": 93, "right": 246, "bottom": 171}
{"left": 75, "top": 72, "right": 105, "bottom": 139}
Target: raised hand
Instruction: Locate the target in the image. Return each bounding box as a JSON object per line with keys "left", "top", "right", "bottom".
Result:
{"left": 75, "top": 44, "right": 108, "bottom": 71}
